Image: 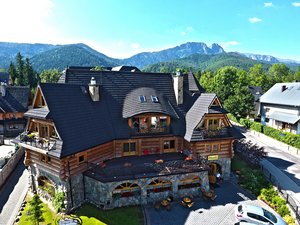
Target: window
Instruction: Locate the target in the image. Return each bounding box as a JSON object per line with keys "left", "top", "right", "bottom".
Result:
{"left": 123, "top": 142, "right": 136, "bottom": 156}
{"left": 40, "top": 154, "right": 51, "bottom": 163}
{"left": 139, "top": 95, "right": 146, "bottom": 103}
{"left": 208, "top": 119, "right": 219, "bottom": 130}
{"left": 77, "top": 153, "right": 87, "bottom": 164}
{"left": 147, "top": 179, "right": 172, "bottom": 193}
{"left": 163, "top": 140, "right": 175, "bottom": 152}
{"left": 205, "top": 143, "right": 219, "bottom": 152}
{"left": 151, "top": 95, "right": 159, "bottom": 103}
{"left": 113, "top": 183, "right": 141, "bottom": 198}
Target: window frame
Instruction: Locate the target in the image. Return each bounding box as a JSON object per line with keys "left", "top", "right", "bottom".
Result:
{"left": 123, "top": 142, "right": 137, "bottom": 156}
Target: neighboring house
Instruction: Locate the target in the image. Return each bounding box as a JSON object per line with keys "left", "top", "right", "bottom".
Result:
{"left": 248, "top": 86, "right": 263, "bottom": 119}
{"left": 0, "top": 83, "right": 29, "bottom": 138}
{"left": 19, "top": 66, "right": 242, "bottom": 211}
{"left": 260, "top": 82, "right": 300, "bottom": 134}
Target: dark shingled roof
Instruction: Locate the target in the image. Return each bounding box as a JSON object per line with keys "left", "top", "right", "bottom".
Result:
{"left": 0, "top": 72, "right": 9, "bottom": 84}
{"left": 122, "top": 87, "right": 179, "bottom": 119}
{"left": 34, "top": 67, "right": 242, "bottom": 158}
{"left": 184, "top": 93, "right": 216, "bottom": 141}
{"left": 248, "top": 86, "right": 263, "bottom": 102}
{"left": 0, "top": 86, "right": 29, "bottom": 113}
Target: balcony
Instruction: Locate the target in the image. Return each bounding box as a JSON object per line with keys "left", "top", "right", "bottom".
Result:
{"left": 18, "top": 132, "right": 59, "bottom": 151}
{"left": 194, "top": 128, "right": 229, "bottom": 140}
{"left": 130, "top": 126, "right": 170, "bottom": 136}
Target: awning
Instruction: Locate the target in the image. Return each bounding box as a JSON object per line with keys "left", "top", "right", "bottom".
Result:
{"left": 269, "top": 111, "right": 299, "bottom": 124}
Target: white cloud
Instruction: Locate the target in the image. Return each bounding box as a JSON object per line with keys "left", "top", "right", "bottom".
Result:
{"left": 131, "top": 43, "right": 140, "bottom": 49}
{"left": 180, "top": 31, "right": 187, "bottom": 36}
{"left": 221, "top": 41, "right": 241, "bottom": 50}
{"left": 186, "top": 26, "right": 194, "bottom": 32}
{"left": 249, "top": 17, "right": 262, "bottom": 23}
{"left": 0, "top": 0, "right": 61, "bottom": 44}
{"left": 264, "top": 2, "right": 273, "bottom": 7}
{"left": 292, "top": 2, "right": 300, "bottom": 7}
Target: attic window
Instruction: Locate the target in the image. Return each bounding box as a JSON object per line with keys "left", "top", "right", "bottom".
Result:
{"left": 139, "top": 95, "right": 146, "bottom": 103}
{"left": 151, "top": 95, "right": 159, "bottom": 103}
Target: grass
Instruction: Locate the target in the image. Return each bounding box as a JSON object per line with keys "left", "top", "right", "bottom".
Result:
{"left": 73, "top": 203, "right": 144, "bottom": 225}
{"left": 18, "top": 195, "right": 61, "bottom": 225}
{"left": 18, "top": 195, "right": 143, "bottom": 225}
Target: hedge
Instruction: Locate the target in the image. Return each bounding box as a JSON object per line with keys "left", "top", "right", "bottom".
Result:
{"left": 228, "top": 114, "right": 300, "bottom": 150}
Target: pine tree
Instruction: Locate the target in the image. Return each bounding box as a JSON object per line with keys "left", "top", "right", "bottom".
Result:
{"left": 8, "top": 62, "right": 17, "bottom": 85}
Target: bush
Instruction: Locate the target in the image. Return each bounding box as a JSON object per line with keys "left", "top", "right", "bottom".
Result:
{"left": 277, "top": 204, "right": 290, "bottom": 217}
{"left": 240, "top": 118, "right": 252, "bottom": 128}
{"left": 260, "top": 187, "right": 278, "bottom": 203}
{"left": 227, "top": 113, "right": 239, "bottom": 123}
{"left": 250, "top": 122, "right": 263, "bottom": 133}
{"left": 283, "top": 214, "right": 296, "bottom": 225}
{"left": 53, "top": 192, "right": 65, "bottom": 212}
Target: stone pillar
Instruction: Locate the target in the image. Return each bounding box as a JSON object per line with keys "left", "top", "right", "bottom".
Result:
{"left": 140, "top": 180, "right": 148, "bottom": 205}
{"left": 172, "top": 179, "right": 179, "bottom": 197}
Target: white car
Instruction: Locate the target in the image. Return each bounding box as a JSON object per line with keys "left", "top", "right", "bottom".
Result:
{"left": 235, "top": 203, "right": 287, "bottom": 225}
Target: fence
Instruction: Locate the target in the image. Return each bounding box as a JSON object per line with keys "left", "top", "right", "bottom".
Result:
{"left": 261, "top": 165, "right": 300, "bottom": 222}
{"left": 0, "top": 146, "right": 24, "bottom": 188}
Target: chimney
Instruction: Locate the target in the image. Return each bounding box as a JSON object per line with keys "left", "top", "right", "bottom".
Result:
{"left": 173, "top": 71, "right": 183, "bottom": 105}
{"left": 88, "top": 77, "right": 100, "bottom": 102}
{"left": 0, "top": 82, "right": 6, "bottom": 97}
{"left": 281, "top": 85, "right": 287, "bottom": 92}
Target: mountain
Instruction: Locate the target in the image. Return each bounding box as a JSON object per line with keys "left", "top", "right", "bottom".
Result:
{"left": 0, "top": 42, "right": 56, "bottom": 69}
{"left": 123, "top": 42, "right": 225, "bottom": 68}
{"left": 143, "top": 52, "right": 272, "bottom": 73}
{"left": 31, "top": 44, "right": 121, "bottom": 72}
{"left": 240, "top": 53, "right": 279, "bottom": 63}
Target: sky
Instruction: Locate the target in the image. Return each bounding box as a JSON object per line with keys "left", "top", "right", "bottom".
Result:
{"left": 0, "top": 0, "right": 300, "bottom": 60}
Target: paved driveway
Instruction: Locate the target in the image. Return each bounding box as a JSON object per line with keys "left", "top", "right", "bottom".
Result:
{"left": 145, "top": 181, "right": 267, "bottom": 225}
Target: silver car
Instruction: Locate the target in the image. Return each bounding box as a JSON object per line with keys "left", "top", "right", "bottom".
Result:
{"left": 235, "top": 203, "right": 287, "bottom": 225}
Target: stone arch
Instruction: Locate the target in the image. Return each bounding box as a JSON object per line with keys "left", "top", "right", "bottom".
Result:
{"left": 37, "top": 176, "right": 56, "bottom": 198}
{"left": 146, "top": 178, "right": 172, "bottom": 193}
{"left": 208, "top": 162, "right": 223, "bottom": 184}
{"left": 178, "top": 174, "right": 202, "bottom": 190}
{"left": 112, "top": 182, "right": 141, "bottom": 198}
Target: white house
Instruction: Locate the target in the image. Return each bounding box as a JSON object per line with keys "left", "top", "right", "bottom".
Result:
{"left": 260, "top": 82, "right": 300, "bottom": 134}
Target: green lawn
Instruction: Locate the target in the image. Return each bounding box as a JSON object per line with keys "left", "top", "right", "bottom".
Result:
{"left": 18, "top": 195, "right": 143, "bottom": 225}
{"left": 73, "top": 203, "right": 144, "bottom": 225}
{"left": 18, "top": 196, "right": 61, "bottom": 225}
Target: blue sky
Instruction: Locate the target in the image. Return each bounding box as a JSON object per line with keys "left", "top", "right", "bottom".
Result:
{"left": 0, "top": 0, "right": 300, "bottom": 60}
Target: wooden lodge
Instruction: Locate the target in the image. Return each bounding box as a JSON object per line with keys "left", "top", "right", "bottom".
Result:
{"left": 19, "top": 66, "right": 243, "bottom": 210}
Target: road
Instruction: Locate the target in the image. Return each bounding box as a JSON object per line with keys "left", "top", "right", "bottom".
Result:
{"left": 241, "top": 127, "right": 300, "bottom": 187}
{"left": 0, "top": 156, "right": 28, "bottom": 225}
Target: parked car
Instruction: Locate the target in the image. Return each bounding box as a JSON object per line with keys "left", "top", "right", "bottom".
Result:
{"left": 235, "top": 203, "right": 287, "bottom": 225}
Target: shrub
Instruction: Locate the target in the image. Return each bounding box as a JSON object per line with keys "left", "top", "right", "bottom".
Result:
{"left": 27, "top": 194, "right": 44, "bottom": 224}
{"left": 283, "top": 214, "right": 296, "bottom": 225}
{"left": 240, "top": 118, "right": 252, "bottom": 128}
{"left": 271, "top": 196, "right": 286, "bottom": 210}
{"left": 227, "top": 113, "right": 239, "bottom": 123}
{"left": 260, "top": 187, "right": 278, "bottom": 203}
{"left": 250, "top": 122, "right": 263, "bottom": 133}
{"left": 53, "top": 192, "right": 65, "bottom": 212}
{"left": 234, "top": 139, "right": 267, "bottom": 167}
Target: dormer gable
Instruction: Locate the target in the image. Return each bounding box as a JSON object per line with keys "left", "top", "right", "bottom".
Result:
{"left": 33, "top": 85, "right": 48, "bottom": 109}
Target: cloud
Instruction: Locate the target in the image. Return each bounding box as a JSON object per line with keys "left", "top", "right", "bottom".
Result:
{"left": 180, "top": 31, "right": 187, "bottom": 36}
{"left": 131, "top": 43, "right": 140, "bottom": 49}
{"left": 221, "top": 41, "right": 240, "bottom": 49}
{"left": 249, "top": 17, "right": 262, "bottom": 23}
{"left": 180, "top": 26, "right": 194, "bottom": 36}
{"left": 292, "top": 2, "right": 300, "bottom": 7}
{"left": 264, "top": 2, "right": 273, "bottom": 7}
{"left": 0, "top": 0, "right": 60, "bottom": 43}
{"left": 186, "top": 26, "right": 194, "bottom": 32}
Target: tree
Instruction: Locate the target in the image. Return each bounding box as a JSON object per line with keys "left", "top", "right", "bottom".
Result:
{"left": 24, "top": 58, "right": 39, "bottom": 87}
{"left": 199, "top": 71, "right": 214, "bottom": 92}
{"left": 8, "top": 62, "right": 17, "bottom": 84}
{"left": 248, "top": 64, "right": 267, "bottom": 90}
{"left": 224, "top": 86, "right": 254, "bottom": 118}
{"left": 15, "top": 52, "right": 25, "bottom": 85}
{"left": 268, "top": 63, "right": 290, "bottom": 83}
{"left": 39, "top": 69, "right": 61, "bottom": 83}
{"left": 27, "top": 194, "right": 43, "bottom": 225}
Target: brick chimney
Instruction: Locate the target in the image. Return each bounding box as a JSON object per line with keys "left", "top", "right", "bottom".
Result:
{"left": 88, "top": 77, "right": 99, "bottom": 102}
{"left": 173, "top": 71, "right": 183, "bottom": 105}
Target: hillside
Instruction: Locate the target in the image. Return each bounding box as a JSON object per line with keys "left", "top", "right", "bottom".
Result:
{"left": 31, "top": 44, "right": 121, "bottom": 72}
{"left": 123, "top": 42, "right": 224, "bottom": 68}
{"left": 143, "top": 53, "right": 272, "bottom": 73}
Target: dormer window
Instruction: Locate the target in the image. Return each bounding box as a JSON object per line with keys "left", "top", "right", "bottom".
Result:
{"left": 151, "top": 95, "right": 159, "bottom": 103}
{"left": 139, "top": 95, "right": 146, "bottom": 103}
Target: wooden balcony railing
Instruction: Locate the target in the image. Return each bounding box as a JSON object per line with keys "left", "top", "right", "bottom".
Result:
{"left": 18, "top": 132, "right": 58, "bottom": 151}
{"left": 130, "top": 126, "right": 170, "bottom": 136}
{"left": 198, "top": 128, "right": 229, "bottom": 139}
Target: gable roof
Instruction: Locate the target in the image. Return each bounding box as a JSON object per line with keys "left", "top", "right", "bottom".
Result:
{"left": 0, "top": 72, "right": 9, "bottom": 84}
{"left": 0, "top": 86, "right": 29, "bottom": 113}
{"left": 248, "top": 86, "right": 263, "bottom": 102}
{"left": 260, "top": 82, "right": 300, "bottom": 106}
{"left": 184, "top": 93, "right": 216, "bottom": 141}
